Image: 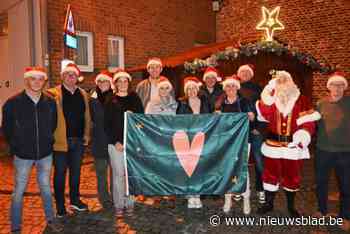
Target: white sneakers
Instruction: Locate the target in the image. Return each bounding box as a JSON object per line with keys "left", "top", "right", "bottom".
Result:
{"left": 223, "top": 194, "right": 232, "bottom": 213}
{"left": 187, "top": 197, "right": 202, "bottom": 209}
{"left": 223, "top": 194, "right": 251, "bottom": 215}
{"left": 258, "top": 191, "right": 266, "bottom": 204}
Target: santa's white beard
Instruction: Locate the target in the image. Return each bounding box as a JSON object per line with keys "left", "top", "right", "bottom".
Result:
{"left": 275, "top": 86, "right": 300, "bottom": 116}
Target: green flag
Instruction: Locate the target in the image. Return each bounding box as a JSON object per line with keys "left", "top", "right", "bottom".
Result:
{"left": 124, "top": 113, "right": 249, "bottom": 195}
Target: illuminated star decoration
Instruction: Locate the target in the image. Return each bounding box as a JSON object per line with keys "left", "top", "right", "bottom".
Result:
{"left": 256, "top": 6, "right": 285, "bottom": 41}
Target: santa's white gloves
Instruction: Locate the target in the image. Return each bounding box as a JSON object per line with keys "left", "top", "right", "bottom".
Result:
{"left": 261, "top": 78, "right": 278, "bottom": 105}
{"left": 289, "top": 129, "right": 311, "bottom": 149}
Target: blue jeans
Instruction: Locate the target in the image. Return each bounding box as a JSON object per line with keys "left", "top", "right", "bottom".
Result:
{"left": 250, "top": 132, "right": 264, "bottom": 192}
{"left": 11, "top": 155, "right": 54, "bottom": 231}
{"left": 53, "top": 138, "right": 84, "bottom": 213}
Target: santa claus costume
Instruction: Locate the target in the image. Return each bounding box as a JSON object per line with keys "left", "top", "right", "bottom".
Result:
{"left": 256, "top": 71, "right": 320, "bottom": 217}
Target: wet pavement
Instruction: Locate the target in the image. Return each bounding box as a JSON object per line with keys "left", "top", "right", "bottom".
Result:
{"left": 0, "top": 154, "right": 348, "bottom": 234}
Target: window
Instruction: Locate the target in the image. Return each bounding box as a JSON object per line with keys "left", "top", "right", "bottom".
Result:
{"left": 108, "top": 36, "right": 124, "bottom": 70}
{"left": 76, "top": 31, "right": 94, "bottom": 72}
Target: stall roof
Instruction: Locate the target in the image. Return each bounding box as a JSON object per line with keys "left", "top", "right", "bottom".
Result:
{"left": 127, "top": 40, "right": 239, "bottom": 72}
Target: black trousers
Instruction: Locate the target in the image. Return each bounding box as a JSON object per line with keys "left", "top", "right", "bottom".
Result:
{"left": 315, "top": 148, "right": 350, "bottom": 220}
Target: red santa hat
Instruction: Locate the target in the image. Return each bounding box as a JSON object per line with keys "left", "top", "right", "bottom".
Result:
{"left": 113, "top": 68, "right": 132, "bottom": 82}
{"left": 222, "top": 75, "right": 241, "bottom": 89}
{"left": 327, "top": 71, "right": 348, "bottom": 90}
{"left": 237, "top": 64, "right": 254, "bottom": 78}
{"left": 184, "top": 76, "right": 202, "bottom": 93}
{"left": 147, "top": 57, "right": 163, "bottom": 68}
{"left": 203, "top": 67, "right": 221, "bottom": 82}
{"left": 24, "top": 66, "right": 48, "bottom": 80}
{"left": 61, "top": 63, "right": 84, "bottom": 82}
{"left": 157, "top": 76, "right": 173, "bottom": 90}
{"left": 95, "top": 71, "right": 113, "bottom": 85}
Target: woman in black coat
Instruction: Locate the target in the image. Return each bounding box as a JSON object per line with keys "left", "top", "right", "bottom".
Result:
{"left": 89, "top": 71, "right": 114, "bottom": 209}
{"left": 176, "top": 76, "right": 211, "bottom": 209}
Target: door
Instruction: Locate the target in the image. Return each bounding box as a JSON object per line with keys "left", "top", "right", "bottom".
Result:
{"left": 0, "top": 36, "right": 11, "bottom": 127}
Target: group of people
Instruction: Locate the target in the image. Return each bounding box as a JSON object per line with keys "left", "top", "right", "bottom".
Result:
{"left": 1, "top": 57, "right": 349, "bottom": 232}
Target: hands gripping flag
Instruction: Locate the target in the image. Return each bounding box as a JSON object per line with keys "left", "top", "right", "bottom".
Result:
{"left": 124, "top": 113, "right": 249, "bottom": 195}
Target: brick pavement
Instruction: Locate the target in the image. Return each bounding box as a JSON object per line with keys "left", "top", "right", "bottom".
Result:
{"left": 0, "top": 154, "right": 348, "bottom": 234}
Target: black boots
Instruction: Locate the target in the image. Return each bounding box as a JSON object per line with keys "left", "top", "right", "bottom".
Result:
{"left": 285, "top": 191, "right": 300, "bottom": 217}
{"left": 257, "top": 191, "right": 276, "bottom": 214}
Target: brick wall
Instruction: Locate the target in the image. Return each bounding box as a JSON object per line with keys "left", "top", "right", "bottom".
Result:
{"left": 0, "top": 12, "right": 8, "bottom": 37}
{"left": 47, "top": 0, "right": 216, "bottom": 87}
{"left": 216, "top": 0, "right": 350, "bottom": 101}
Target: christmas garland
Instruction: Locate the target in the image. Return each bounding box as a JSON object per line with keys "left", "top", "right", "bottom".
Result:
{"left": 184, "top": 40, "right": 332, "bottom": 74}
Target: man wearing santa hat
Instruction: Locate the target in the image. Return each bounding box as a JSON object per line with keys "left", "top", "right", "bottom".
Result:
{"left": 256, "top": 70, "right": 320, "bottom": 217}
{"left": 2, "top": 67, "right": 62, "bottom": 232}
{"left": 47, "top": 63, "right": 91, "bottom": 217}
{"left": 237, "top": 64, "right": 266, "bottom": 204}
{"left": 199, "top": 67, "right": 223, "bottom": 113}
{"left": 314, "top": 72, "right": 350, "bottom": 231}
{"left": 136, "top": 57, "right": 174, "bottom": 108}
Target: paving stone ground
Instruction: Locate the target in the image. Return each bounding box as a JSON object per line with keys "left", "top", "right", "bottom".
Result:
{"left": 0, "top": 154, "right": 348, "bottom": 234}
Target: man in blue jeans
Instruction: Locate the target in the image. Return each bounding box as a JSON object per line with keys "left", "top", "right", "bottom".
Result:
{"left": 47, "top": 63, "right": 91, "bottom": 217}
{"left": 2, "top": 67, "right": 62, "bottom": 233}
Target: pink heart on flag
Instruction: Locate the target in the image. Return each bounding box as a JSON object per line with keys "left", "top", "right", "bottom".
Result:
{"left": 172, "top": 131, "right": 205, "bottom": 177}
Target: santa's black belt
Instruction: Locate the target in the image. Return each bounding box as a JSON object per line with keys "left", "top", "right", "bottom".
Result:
{"left": 267, "top": 134, "right": 292, "bottom": 143}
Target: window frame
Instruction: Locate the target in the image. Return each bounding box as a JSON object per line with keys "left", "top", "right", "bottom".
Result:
{"left": 75, "top": 31, "right": 94, "bottom": 72}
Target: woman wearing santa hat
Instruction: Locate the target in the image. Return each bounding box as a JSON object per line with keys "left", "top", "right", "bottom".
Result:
{"left": 145, "top": 77, "right": 178, "bottom": 114}
{"left": 216, "top": 75, "right": 255, "bottom": 215}
{"left": 89, "top": 71, "right": 114, "bottom": 209}
{"left": 176, "top": 76, "right": 211, "bottom": 209}
{"left": 104, "top": 69, "right": 143, "bottom": 217}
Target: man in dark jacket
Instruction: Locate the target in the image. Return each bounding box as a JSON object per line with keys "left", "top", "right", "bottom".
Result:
{"left": 198, "top": 67, "right": 223, "bottom": 113}
{"left": 2, "top": 67, "right": 61, "bottom": 233}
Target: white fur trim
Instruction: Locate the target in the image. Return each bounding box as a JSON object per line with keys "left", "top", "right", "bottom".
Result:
{"left": 222, "top": 79, "right": 240, "bottom": 89}
{"left": 203, "top": 71, "right": 218, "bottom": 81}
{"left": 275, "top": 90, "right": 300, "bottom": 117}
{"left": 292, "top": 129, "right": 311, "bottom": 148}
{"left": 61, "top": 66, "right": 79, "bottom": 76}
{"left": 261, "top": 142, "right": 310, "bottom": 160}
{"left": 296, "top": 111, "right": 321, "bottom": 126}
{"left": 255, "top": 101, "right": 269, "bottom": 122}
{"left": 95, "top": 74, "right": 112, "bottom": 83}
{"left": 237, "top": 65, "right": 254, "bottom": 78}
{"left": 184, "top": 81, "right": 201, "bottom": 93}
{"left": 113, "top": 72, "right": 132, "bottom": 82}
{"left": 283, "top": 187, "right": 299, "bottom": 192}
{"left": 78, "top": 76, "right": 84, "bottom": 82}
{"left": 24, "top": 70, "right": 47, "bottom": 80}
{"left": 158, "top": 80, "right": 173, "bottom": 90}
{"left": 261, "top": 85, "right": 275, "bottom": 106}
{"left": 147, "top": 59, "right": 162, "bottom": 68}
{"left": 327, "top": 75, "right": 348, "bottom": 89}
{"left": 91, "top": 91, "right": 97, "bottom": 99}
{"left": 263, "top": 182, "right": 279, "bottom": 192}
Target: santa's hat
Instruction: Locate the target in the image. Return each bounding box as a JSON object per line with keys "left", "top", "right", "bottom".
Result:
{"left": 61, "top": 63, "right": 84, "bottom": 82}
{"left": 113, "top": 68, "right": 132, "bottom": 82}
{"left": 184, "top": 76, "right": 202, "bottom": 93}
{"left": 157, "top": 76, "right": 172, "bottom": 90}
{"left": 24, "top": 66, "right": 48, "bottom": 80}
{"left": 203, "top": 67, "right": 221, "bottom": 81}
{"left": 222, "top": 75, "right": 241, "bottom": 89}
{"left": 147, "top": 57, "right": 162, "bottom": 68}
{"left": 95, "top": 71, "right": 113, "bottom": 85}
{"left": 237, "top": 64, "right": 254, "bottom": 78}
{"left": 327, "top": 71, "right": 348, "bottom": 90}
